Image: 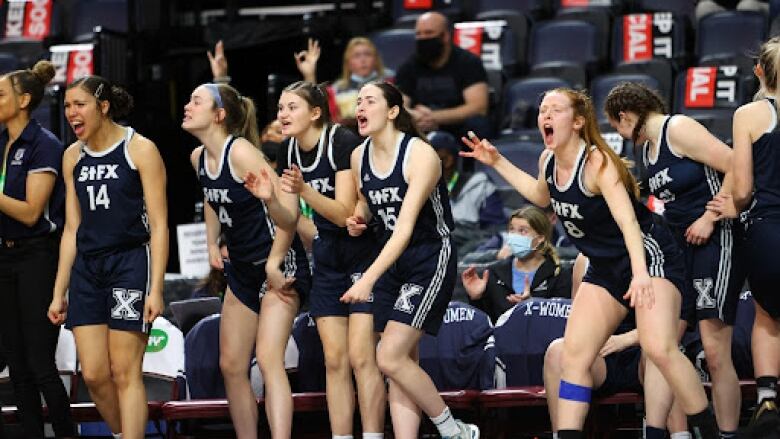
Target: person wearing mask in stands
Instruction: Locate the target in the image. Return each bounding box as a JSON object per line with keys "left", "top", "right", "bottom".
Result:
{"left": 462, "top": 206, "right": 571, "bottom": 323}
{"left": 0, "top": 60, "right": 74, "bottom": 439}
{"left": 395, "top": 11, "right": 491, "bottom": 140}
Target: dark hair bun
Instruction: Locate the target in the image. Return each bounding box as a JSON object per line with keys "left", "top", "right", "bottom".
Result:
{"left": 30, "top": 60, "right": 55, "bottom": 85}
{"left": 109, "top": 85, "right": 134, "bottom": 119}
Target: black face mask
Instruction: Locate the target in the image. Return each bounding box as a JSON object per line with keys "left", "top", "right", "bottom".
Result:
{"left": 416, "top": 36, "right": 445, "bottom": 63}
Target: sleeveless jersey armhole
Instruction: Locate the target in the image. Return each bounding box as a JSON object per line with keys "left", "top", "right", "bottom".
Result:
{"left": 123, "top": 127, "right": 137, "bottom": 170}
{"left": 764, "top": 98, "right": 778, "bottom": 134}
{"left": 225, "top": 136, "right": 244, "bottom": 184}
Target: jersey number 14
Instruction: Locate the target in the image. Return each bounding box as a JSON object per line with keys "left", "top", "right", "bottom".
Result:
{"left": 86, "top": 184, "right": 111, "bottom": 210}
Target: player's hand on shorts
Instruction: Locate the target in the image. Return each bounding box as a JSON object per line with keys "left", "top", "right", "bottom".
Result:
{"left": 208, "top": 244, "right": 224, "bottom": 270}
{"left": 624, "top": 272, "right": 654, "bottom": 309}
{"left": 340, "top": 276, "right": 373, "bottom": 303}
{"left": 460, "top": 131, "right": 501, "bottom": 167}
{"left": 48, "top": 296, "right": 67, "bottom": 325}
{"left": 144, "top": 293, "right": 164, "bottom": 324}
{"left": 244, "top": 168, "right": 275, "bottom": 202}
{"left": 266, "top": 266, "right": 297, "bottom": 304}
{"left": 685, "top": 214, "right": 715, "bottom": 245}
{"left": 346, "top": 215, "right": 367, "bottom": 237}
{"left": 280, "top": 165, "right": 305, "bottom": 194}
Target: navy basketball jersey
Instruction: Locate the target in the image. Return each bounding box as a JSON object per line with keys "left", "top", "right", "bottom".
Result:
{"left": 285, "top": 124, "right": 358, "bottom": 233}
{"left": 74, "top": 127, "right": 149, "bottom": 255}
{"left": 198, "top": 136, "right": 274, "bottom": 263}
{"left": 358, "top": 133, "right": 454, "bottom": 243}
{"left": 544, "top": 143, "right": 654, "bottom": 259}
{"left": 419, "top": 301, "right": 496, "bottom": 390}
{"left": 643, "top": 116, "right": 721, "bottom": 228}
{"left": 747, "top": 98, "right": 780, "bottom": 221}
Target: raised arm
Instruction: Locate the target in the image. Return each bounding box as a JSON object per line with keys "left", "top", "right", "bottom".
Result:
{"left": 131, "top": 135, "right": 169, "bottom": 323}
{"left": 461, "top": 132, "right": 551, "bottom": 207}
{"left": 48, "top": 145, "right": 82, "bottom": 325}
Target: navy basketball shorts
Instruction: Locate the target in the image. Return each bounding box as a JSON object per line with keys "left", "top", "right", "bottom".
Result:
{"left": 67, "top": 244, "right": 151, "bottom": 333}
{"left": 583, "top": 221, "right": 687, "bottom": 310}
{"left": 225, "top": 247, "right": 311, "bottom": 314}
{"left": 672, "top": 221, "right": 741, "bottom": 325}
{"left": 373, "top": 238, "right": 456, "bottom": 336}
{"left": 743, "top": 218, "right": 780, "bottom": 318}
{"left": 309, "top": 231, "right": 378, "bottom": 318}
{"left": 594, "top": 345, "right": 643, "bottom": 397}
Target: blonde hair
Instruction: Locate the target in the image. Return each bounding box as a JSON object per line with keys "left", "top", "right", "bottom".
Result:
{"left": 335, "top": 37, "right": 386, "bottom": 88}
{"left": 755, "top": 36, "right": 780, "bottom": 100}
{"left": 510, "top": 205, "right": 561, "bottom": 268}
{"left": 545, "top": 88, "right": 640, "bottom": 199}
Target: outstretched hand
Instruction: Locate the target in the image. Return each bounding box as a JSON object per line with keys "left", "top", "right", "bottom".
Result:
{"left": 460, "top": 131, "right": 501, "bottom": 166}
{"left": 294, "top": 38, "right": 321, "bottom": 82}
{"left": 244, "top": 168, "right": 275, "bottom": 202}
{"left": 207, "top": 40, "right": 228, "bottom": 79}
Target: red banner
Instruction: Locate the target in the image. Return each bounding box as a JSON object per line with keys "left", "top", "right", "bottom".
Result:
{"left": 67, "top": 49, "right": 93, "bottom": 84}
{"left": 50, "top": 44, "right": 94, "bottom": 85}
{"left": 622, "top": 12, "right": 675, "bottom": 62}
{"left": 5, "top": 0, "right": 51, "bottom": 40}
{"left": 453, "top": 26, "right": 483, "bottom": 57}
{"left": 403, "top": 0, "right": 432, "bottom": 9}
{"left": 685, "top": 67, "right": 716, "bottom": 108}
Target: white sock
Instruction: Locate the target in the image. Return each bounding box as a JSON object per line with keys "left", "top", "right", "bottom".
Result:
{"left": 553, "top": 433, "right": 559, "bottom": 439}
{"left": 431, "top": 407, "right": 460, "bottom": 437}
{"left": 333, "top": 436, "right": 353, "bottom": 439}
{"left": 759, "top": 388, "right": 777, "bottom": 404}
{"left": 113, "top": 434, "right": 122, "bottom": 439}
{"left": 670, "top": 433, "right": 692, "bottom": 439}
{"left": 363, "top": 434, "right": 384, "bottom": 439}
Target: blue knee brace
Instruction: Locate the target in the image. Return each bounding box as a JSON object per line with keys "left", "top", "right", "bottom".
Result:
{"left": 558, "top": 380, "right": 591, "bottom": 403}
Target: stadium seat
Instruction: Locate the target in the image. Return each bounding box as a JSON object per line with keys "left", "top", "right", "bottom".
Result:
{"left": 697, "top": 10, "right": 767, "bottom": 72}
{"left": 611, "top": 11, "right": 689, "bottom": 70}
{"left": 503, "top": 76, "right": 570, "bottom": 133}
{"left": 475, "top": 0, "right": 551, "bottom": 19}
{"left": 634, "top": 0, "right": 696, "bottom": 27}
{"left": 369, "top": 27, "right": 416, "bottom": 73}
{"left": 555, "top": 7, "right": 612, "bottom": 60}
{"left": 528, "top": 19, "right": 604, "bottom": 89}
{"left": 0, "top": 52, "right": 18, "bottom": 73}
{"left": 613, "top": 60, "right": 674, "bottom": 108}
{"left": 474, "top": 10, "right": 529, "bottom": 73}
{"left": 493, "top": 298, "right": 570, "bottom": 387}
{"left": 590, "top": 72, "right": 663, "bottom": 125}
{"left": 391, "top": 0, "right": 466, "bottom": 26}
{"left": 419, "top": 301, "right": 496, "bottom": 391}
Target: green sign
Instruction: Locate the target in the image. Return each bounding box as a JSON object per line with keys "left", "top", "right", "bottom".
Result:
{"left": 146, "top": 329, "right": 168, "bottom": 352}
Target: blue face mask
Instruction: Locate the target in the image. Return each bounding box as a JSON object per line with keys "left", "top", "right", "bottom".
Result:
{"left": 503, "top": 233, "right": 536, "bottom": 259}
{"left": 350, "top": 71, "right": 378, "bottom": 84}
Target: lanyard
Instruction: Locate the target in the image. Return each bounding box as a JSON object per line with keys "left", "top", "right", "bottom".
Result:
{"left": 0, "top": 145, "right": 9, "bottom": 193}
{"left": 299, "top": 198, "right": 313, "bottom": 219}
{"left": 446, "top": 171, "right": 459, "bottom": 194}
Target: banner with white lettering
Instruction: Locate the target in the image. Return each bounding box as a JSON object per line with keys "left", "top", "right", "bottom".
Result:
{"left": 684, "top": 65, "right": 739, "bottom": 109}
{"left": 176, "top": 222, "right": 210, "bottom": 278}
{"left": 621, "top": 12, "right": 675, "bottom": 62}
{"left": 4, "top": 0, "right": 52, "bottom": 40}
{"left": 50, "top": 43, "right": 93, "bottom": 85}
{"left": 561, "top": 0, "right": 614, "bottom": 7}
{"left": 453, "top": 20, "right": 507, "bottom": 71}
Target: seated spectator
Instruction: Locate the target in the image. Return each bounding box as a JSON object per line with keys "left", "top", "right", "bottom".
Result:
{"left": 474, "top": 204, "right": 573, "bottom": 260}
{"left": 696, "top": 0, "right": 768, "bottom": 20}
{"left": 260, "top": 119, "right": 284, "bottom": 168}
{"left": 430, "top": 131, "right": 505, "bottom": 254}
{"left": 396, "top": 11, "right": 491, "bottom": 140}
{"left": 462, "top": 205, "right": 572, "bottom": 323}
{"left": 294, "top": 37, "right": 395, "bottom": 130}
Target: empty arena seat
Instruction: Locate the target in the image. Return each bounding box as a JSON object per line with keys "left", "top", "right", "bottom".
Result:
{"left": 697, "top": 10, "right": 767, "bottom": 72}
{"left": 528, "top": 19, "right": 603, "bottom": 89}
{"left": 370, "top": 27, "right": 416, "bottom": 73}
{"left": 590, "top": 72, "right": 663, "bottom": 124}
{"left": 611, "top": 11, "right": 689, "bottom": 69}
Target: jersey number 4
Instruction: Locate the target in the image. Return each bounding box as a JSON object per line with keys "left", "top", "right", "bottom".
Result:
{"left": 86, "top": 184, "right": 111, "bottom": 210}
{"left": 218, "top": 206, "right": 233, "bottom": 227}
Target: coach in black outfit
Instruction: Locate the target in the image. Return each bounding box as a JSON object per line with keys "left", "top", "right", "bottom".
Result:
{"left": 0, "top": 61, "right": 74, "bottom": 438}
{"left": 396, "top": 11, "right": 492, "bottom": 140}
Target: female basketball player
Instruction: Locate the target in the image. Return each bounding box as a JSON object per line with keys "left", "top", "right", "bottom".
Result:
{"left": 604, "top": 82, "right": 739, "bottom": 437}
{"left": 341, "top": 81, "right": 478, "bottom": 439}
{"left": 184, "top": 81, "right": 310, "bottom": 439}
{"left": 48, "top": 76, "right": 168, "bottom": 439}
{"left": 461, "top": 88, "right": 717, "bottom": 438}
